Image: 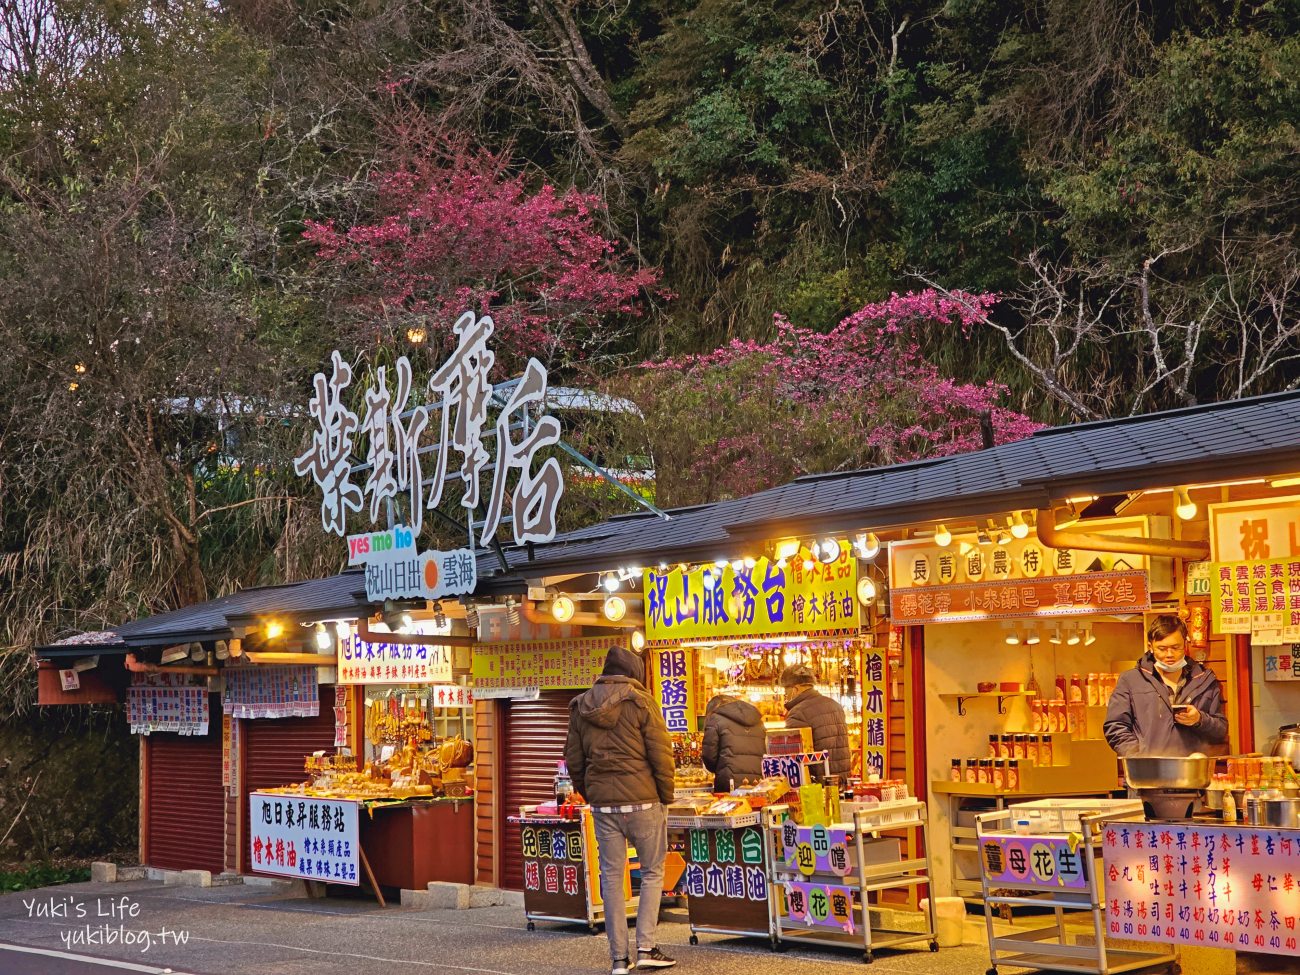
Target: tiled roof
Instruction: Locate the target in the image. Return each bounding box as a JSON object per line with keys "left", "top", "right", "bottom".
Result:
{"left": 516, "top": 390, "right": 1300, "bottom": 573}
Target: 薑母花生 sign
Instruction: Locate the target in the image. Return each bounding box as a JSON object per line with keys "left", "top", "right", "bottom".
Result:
{"left": 980, "top": 832, "right": 1089, "bottom": 890}
{"left": 248, "top": 793, "right": 360, "bottom": 886}
{"left": 294, "top": 311, "right": 564, "bottom": 548}
{"left": 642, "top": 551, "right": 858, "bottom": 644}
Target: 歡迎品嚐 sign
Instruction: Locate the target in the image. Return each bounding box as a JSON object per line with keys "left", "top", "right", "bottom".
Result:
{"left": 248, "top": 793, "right": 360, "bottom": 886}
{"left": 643, "top": 551, "right": 858, "bottom": 644}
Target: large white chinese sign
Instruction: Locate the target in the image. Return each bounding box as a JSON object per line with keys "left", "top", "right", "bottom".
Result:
{"left": 337, "top": 631, "right": 454, "bottom": 685}
{"left": 294, "top": 311, "right": 565, "bottom": 564}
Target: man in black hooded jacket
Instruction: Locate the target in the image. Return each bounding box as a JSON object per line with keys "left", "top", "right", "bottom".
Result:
{"left": 565, "top": 646, "right": 677, "bottom": 974}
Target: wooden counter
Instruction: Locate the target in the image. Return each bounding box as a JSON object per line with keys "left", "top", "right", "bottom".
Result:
{"left": 360, "top": 798, "right": 474, "bottom": 890}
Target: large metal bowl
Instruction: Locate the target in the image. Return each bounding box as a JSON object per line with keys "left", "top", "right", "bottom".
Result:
{"left": 1123, "top": 755, "right": 1212, "bottom": 790}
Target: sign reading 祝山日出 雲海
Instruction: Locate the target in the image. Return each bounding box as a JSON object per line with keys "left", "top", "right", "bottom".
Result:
{"left": 294, "top": 311, "right": 567, "bottom": 601}
{"left": 642, "top": 549, "right": 858, "bottom": 644}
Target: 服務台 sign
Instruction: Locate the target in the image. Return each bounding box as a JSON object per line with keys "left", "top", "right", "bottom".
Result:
{"left": 248, "top": 793, "right": 360, "bottom": 886}
{"left": 655, "top": 647, "right": 695, "bottom": 733}
{"left": 644, "top": 551, "right": 858, "bottom": 644}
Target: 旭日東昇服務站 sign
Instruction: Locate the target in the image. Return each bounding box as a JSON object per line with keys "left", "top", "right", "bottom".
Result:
{"left": 294, "top": 311, "right": 566, "bottom": 593}
{"left": 337, "top": 631, "right": 453, "bottom": 685}
{"left": 249, "top": 793, "right": 360, "bottom": 886}
{"left": 643, "top": 551, "right": 858, "bottom": 643}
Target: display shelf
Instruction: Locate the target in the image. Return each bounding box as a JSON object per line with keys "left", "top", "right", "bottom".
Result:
{"left": 939, "top": 691, "right": 1036, "bottom": 716}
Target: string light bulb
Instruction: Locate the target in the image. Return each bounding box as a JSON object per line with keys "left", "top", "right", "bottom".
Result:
{"left": 603, "top": 573, "right": 619, "bottom": 592}
{"left": 335, "top": 620, "right": 352, "bottom": 642}
{"left": 314, "top": 623, "right": 332, "bottom": 650}
{"left": 1010, "top": 511, "right": 1030, "bottom": 539}
{"left": 934, "top": 524, "right": 952, "bottom": 547}
{"left": 1174, "top": 487, "right": 1197, "bottom": 521}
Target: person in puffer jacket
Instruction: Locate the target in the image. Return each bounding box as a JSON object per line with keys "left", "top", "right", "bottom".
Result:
{"left": 780, "top": 663, "right": 852, "bottom": 776}
{"left": 564, "top": 646, "right": 677, "bottom": 974}
{"left": 1104, "top": 614, "right": 1228, "bottom": 758}
{"left": 701, "top": 694, "right": 766, "bottom": 792}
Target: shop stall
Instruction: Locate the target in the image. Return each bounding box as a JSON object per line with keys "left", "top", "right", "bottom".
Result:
{"left": 510, "top": 804, "right": 630, "bottom": 933}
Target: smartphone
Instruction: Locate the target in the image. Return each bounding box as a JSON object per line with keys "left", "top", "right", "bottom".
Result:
{"left": 1172, "top": 703, "right": 1194, "bottom": 713}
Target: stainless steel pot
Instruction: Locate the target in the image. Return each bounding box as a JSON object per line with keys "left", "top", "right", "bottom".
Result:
{"left": 1262, "top": 797, "right": 1300, "bottom": 829}
{"left": 1272, "top": 724, "right": 1300, "bottom": 772}
{"left": 1123, "top": 755, "right": 1212, "bottom": 790}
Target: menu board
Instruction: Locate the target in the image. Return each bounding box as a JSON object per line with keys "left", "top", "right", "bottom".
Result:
{"left": 472, "top": 638, "right": 608, "bottom": 691}
{"left": 1101, "top": 822, "right": 1300, "bottom": 956}
{"left": 248, "top": 793, "right": 359, "bottom": 886}
{"left": 519, "top": 817, "right": 601, "bottom": 920}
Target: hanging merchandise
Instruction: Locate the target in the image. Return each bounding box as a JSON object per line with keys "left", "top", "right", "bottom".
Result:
{"left": 223, "top": 665, "right": 320, "bottom": 719}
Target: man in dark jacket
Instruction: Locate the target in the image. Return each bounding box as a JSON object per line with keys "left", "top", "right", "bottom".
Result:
{"left": 1104, "top": 615, "right": 1228, "bottom": 758}
{"left": 564, "top": 646, "right": 677, "bottom": 974}
{"left": 780, "top": 663, "right": 852, "bottom": 776}
{"left": 701, "top": 694, "right": 765, "bottom": 792}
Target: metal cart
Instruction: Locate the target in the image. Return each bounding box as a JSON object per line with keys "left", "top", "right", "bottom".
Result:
{"left": 510, "top": 806, "right": 635, "bottom": 934}
{"left": 768, "top": 799, "right": 939, "bottom": 964}
{"left": 976, "top": 799, "right": 1178, "bottom": 975}
{"left": 670, "top": 807, "right": 780, "bottom": 949}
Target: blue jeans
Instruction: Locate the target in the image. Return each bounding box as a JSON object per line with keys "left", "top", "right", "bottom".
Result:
{"left": 592, "top": 804, "right": 667, "bottom": 963}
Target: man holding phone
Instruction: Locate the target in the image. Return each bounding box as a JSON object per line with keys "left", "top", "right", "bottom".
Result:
{"left": 1103, "top": 614, "right": 1229, "bottom": 757}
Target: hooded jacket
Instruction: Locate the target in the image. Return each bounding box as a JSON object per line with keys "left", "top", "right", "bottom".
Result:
{"left": 1103, "top": 653, "right": 1229, "bottom": 758}
{"left": 564, "top": 646, "right": 675, "bottom": 807}
{"left": 784, "top": 687, "right": 852, "bottom": 776}
{"left": 701, "top": 695, "right": 766, "bottom": 792}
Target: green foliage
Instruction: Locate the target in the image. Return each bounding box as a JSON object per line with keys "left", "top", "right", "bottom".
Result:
{"left": 0, "top": 865, "right": 92, "bottom": 892}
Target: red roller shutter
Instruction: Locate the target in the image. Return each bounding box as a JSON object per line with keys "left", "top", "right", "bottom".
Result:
{"left": 499, "top": 691, "right": 577, "bottom": 890}
{"left": 144, "top": 695, "right": 226, "bottom": 874}
{"left": 241, "top": 685, "right": 337, "bottom": 874}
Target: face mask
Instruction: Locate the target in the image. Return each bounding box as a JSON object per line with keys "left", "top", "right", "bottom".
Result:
{"left": 1153, "top": 657, "right": 1187, "bottom": 674}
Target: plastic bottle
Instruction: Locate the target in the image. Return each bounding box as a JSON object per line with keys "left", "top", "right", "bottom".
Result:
{"left": 1055, "top": 674, "right": 1068, "bottom": 700}
{"left": 554, "top": 760, "right": 573, "bottom": 805}
{"left": 951, "top": 758, "right": 962, "bottom": 782}
{"left": 1069, "top": 674, "right": 1084, "bottom": 703}
{"left": 1222, "top": 789, "right": 1237, "bottom": 825}
{"left": 1086, "top": 673, "right": 1100, "bottom": 706}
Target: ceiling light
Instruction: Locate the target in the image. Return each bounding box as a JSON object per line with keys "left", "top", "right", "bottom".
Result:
{"left": 1084, "top": 628, "right": 1097, "bottom": 646}
{"left": 996, "top": 530, "right": 1012, "bottom": 545}
{"left": 934, "top": 525, "right": 952, "bottom": 547}
{"left": 1049, "top": 629, "right": 1063, "bottom": 645}
{"left": 399, "top": 610, "right": 414, "bottom": 632}
{"left": 743, "top": 556, "right": 756, "bottom": 569}
{"left": 702, "top": 569, "right": 715, "bottom": 589}
{"left": 630, "top": 630, "right": 646, "bottom": 651}
{"left": 336, "top": 620, "right": 352, "bottom": 642}
{"left": 1066, "top": 629, "right": 1081, "bottom": 646}
{"left": 1054, "top": 503, "right": 1080, "bottom": 531}
{"left": 603, "top": 596, "right": 627, "bottom": 622}
{"left": 855, "top": 532, "right": 881, "bottom": 559}
{"left": 1010, "top": 511, "right": 1030, "bottom": 539}
{"left": 714, "top": 559, "right": 728, "bottom": 569}
{"left": 775, "top": 538, "right": 802, "bottom": 561}
{"left": 551, "top": 595, "right": 575, "bottom": 623}
{"left": 161, "top": 646, "right": 189, "bottom": 665}
{"left": 1025, "top": 632, "right": 1041, "bottom": 646}
{"left": 856, "top": 577, "right": 877, "bottom": 605}
{"left": 314, "top": 623, "right": 332, "bottom": 651}
{"left": 819, "top": 538, "right": 840, "bottom": 564}
{"left": 265, "top": 621, "right": 284, "bottom": 640}
{"left": 1174, "top": 487, "right": 1197, "bottom": 521}
{"left": 976, "top": 528, "right": 992, "bottom": 546}
{"left": 603, "top": 573, "right": 619, "bottom": 592}
{"left": 1268, "top": 475, "right": 1300, "bottom": 488}
{"left": 1005, "top": 632, "right": 1021, "bottom": 646}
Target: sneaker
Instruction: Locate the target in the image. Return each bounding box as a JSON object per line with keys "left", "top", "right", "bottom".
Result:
{"left": 611, "top": 960, "right": 632, "bottom": 975}
{"left": 637, "top": 947, "right": 677, "bottom": 969}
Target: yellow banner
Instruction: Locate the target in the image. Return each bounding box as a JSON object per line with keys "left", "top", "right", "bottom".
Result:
{"left": 1209, "top": 560, "right": 1300, "bottom": 641}
{"left": 472, "top": 638, "right": 609, "bottom": 690}
{"left": 643, "top": 549, "right": 858, "bottom": 643}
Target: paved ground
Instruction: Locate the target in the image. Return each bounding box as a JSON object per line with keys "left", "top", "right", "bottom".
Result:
{"left": 0, "top": 879, "right": 1292, "bottom": 975}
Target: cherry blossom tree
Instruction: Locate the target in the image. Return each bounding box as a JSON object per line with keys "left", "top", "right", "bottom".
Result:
{"left": 624, "top": 290, "right": 1042, "bottom": 506}
{"left": 302, "top": 127, "right": 660, "bottom": 372}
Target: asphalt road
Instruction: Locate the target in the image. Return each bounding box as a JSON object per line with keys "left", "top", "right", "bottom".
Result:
{"left": 0, "top": 878, "right": 1295, "bottom": 975}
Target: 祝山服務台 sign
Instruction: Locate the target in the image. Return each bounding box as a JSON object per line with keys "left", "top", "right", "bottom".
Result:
{"left": 643, "top": 550, "right": 858, "bottom": 644}
{"left": 294, "top": 311, "right": 567, "bottom": 600}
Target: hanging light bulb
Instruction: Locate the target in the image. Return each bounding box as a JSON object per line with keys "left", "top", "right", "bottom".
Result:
{"left": 551, "top": 595, "right": 575, "bottom": 623}
{"left": 856, "top": 577, "right": 877, "bottom": 605}
{"left": 743, "top": 556, "right": 756, "bottom": 569}
{"left": 336, "top": 620, "right": 352, "bottom": 642}
{"left": 934, "top": 525, "right": 952, "bottom": 547}
{"left": 603, "top": 596, "right": 627, "bottom": 622}
{"left": 1010, "top": 511, "right": 1030, "bottom": 539}
{"left": 314, "top": 623, "right": 332, "bottom": 651}
{"left": 603, "top": 572, "right": 620, "bottom": 592}
{"left": 1174, "top": 487, "right": 1197, "bottom": 521}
